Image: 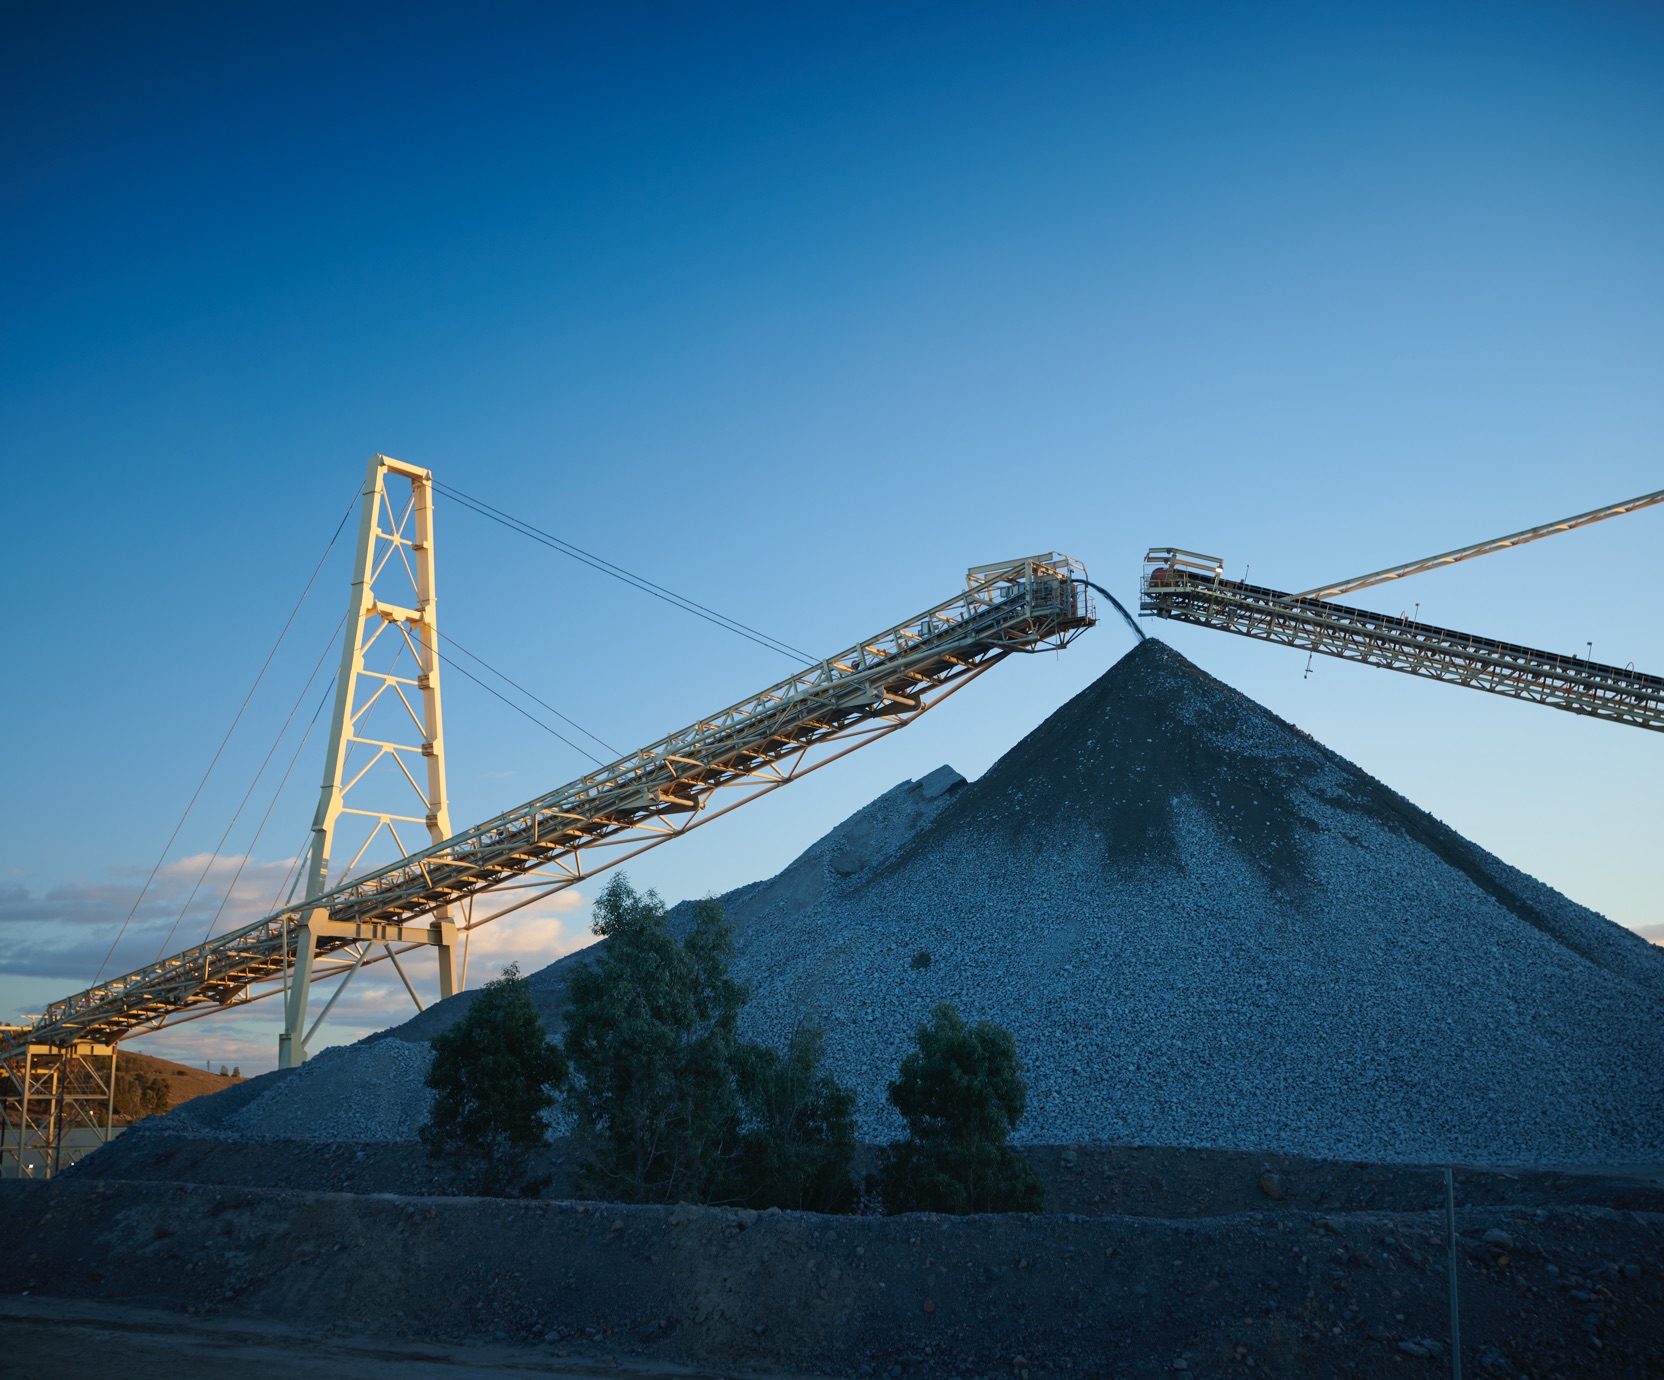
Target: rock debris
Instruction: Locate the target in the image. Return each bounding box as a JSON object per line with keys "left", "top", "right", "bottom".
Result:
{"left": 142, "top": 640, "right": 1664, "bottom": 1165}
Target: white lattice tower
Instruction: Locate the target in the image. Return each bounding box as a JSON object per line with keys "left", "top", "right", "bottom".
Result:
{"left": 279, "top": 454, "right": 457, "bottom": 1067}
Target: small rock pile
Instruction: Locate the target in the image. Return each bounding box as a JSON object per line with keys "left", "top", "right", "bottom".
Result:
{"left": 218, "top": 1035, "right": 436, "bottom": 1141}
{"left": 136, "top": 1033, "right": 438, "bottom": 1143}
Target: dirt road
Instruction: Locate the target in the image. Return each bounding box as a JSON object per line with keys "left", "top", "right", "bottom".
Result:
{"left": 2, "top": 1294, "right": 803, "bottom": 1379}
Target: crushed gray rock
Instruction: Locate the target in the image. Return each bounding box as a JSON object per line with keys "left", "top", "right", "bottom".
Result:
{"left": 696, "top": 640, "right": 1664, "bottom": 1164}
{"left": 173, "top": 640, "right": 1664, "bottom": 1167}
{"left": 220, "top": 1037, "right": 434, "bottom": 1142}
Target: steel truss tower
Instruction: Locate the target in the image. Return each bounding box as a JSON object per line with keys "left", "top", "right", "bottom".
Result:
{"left": 279, "top": 454, "right": 456, "bottom": 1067}
{"left": 0, "top": 1034, "right": 117, "bottom": 1179}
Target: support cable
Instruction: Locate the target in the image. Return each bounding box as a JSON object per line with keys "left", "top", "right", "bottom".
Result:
{"left": 433, "top": 646, "right": 609, "bottom": 766}
{"left": 170, "top": 618, "right": 346, "bottom": 956}
{"left": 434, "top": 481, "right": 815, "bottom": 663}
{"left": 267, "top": 825, "right": 315, "bottom": 920}
{"left": 442, "top": 634, "right": 621, "bottom": 757}
{"left": 91, "top": 485, "right": 359, "bottom": 983}
{"left": 198, "top": 667, "right": 340, "bottom": 945}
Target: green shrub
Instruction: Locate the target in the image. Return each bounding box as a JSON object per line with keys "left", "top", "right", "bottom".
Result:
{"left": 873, "top": 1002, "right": 1046, "bottom": 1215}
{"left": 562, "top": 875, "right": 748, "bottom": 1203}
{"left": 420, "top": 962, "right": 567, "bottom": 1197}
{"left": 562, "top": 873, "right": 859, "bottom": 1210}
{"left": 735, "top": 1017, "right": 857, "bottom": 1212}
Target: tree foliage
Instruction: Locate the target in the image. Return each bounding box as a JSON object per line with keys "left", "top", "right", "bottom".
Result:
{"left": 562, "top": 875, "right": 748, "bottom": 1203}
{"left": 420, "top": 962, "right": 568, "bottom": 1197}
{"left": 114, "top": 1071, "right": 172, "bottom": 1122}
{"left": 735, "top": 1018, "right": 857, "bottom": 1213}
{"left": 562, "top": 873, "right": 857, "bottom": 1209}
{"left": 874, "top": 1002, "right": 1046, "bottom": 1215}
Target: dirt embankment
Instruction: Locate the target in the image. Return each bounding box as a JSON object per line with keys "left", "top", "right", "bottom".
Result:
{"left": 4, "top": 1175, "right": 1662, "bottom": 1378}
{"left": 72, "top": 1130, "right": 1664, "bottom": 1220}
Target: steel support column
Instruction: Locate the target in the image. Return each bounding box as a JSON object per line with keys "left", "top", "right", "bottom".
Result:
{"left": 1, "top": 1040, "right": 117, "bottom": 1179}
{"left": 281, "top": 454, "right": 455, "bottom": 1067}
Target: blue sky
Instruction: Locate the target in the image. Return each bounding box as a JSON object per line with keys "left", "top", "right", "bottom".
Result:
{"left": 3, "top": 1, "right": 1660, "bottom": 1071}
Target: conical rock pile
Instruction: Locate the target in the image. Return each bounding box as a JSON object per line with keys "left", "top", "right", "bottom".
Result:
{"left": 166, "top": 640, "right": 1664, "bottom": 1165}
{"left": 690, "top": 639, "right": 1664, "bottom": 1165}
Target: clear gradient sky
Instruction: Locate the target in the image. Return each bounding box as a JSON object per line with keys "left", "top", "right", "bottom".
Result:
{"left": 3, "top": 1, "right": 1660, "bottom": 1073}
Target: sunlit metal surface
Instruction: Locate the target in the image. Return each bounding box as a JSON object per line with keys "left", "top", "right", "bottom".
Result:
{"left": 1297, "top": 487, "right": 1664, "bottom": 602}
{"left": 10, "top": 554, "right": 1094, "bottom": 1054}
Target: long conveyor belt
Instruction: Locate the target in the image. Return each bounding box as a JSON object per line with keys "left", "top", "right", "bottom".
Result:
{"left": 10, "top": 554, "right": 1094, "bottom": 1053}
{"left": 1140, "top": 551, "right": 1663, "bottom": 732}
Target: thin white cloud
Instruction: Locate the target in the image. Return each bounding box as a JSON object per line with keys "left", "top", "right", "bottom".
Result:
{"left": 0, "top": 854, "right": 302, "bottom": 983}
{"left": 461, "top": 887, "right": 594, "bottom": 977}
{"left": 15, "top": 874, "right": 597, "bottom": 1075}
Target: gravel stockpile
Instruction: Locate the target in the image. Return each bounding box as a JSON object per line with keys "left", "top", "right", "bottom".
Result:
{"left": 178, "top": 639, "right": 1664, "bottom": 1167}
{"left": 167, "top": 1025, "right": 435, "bottom": 1138}
{"left": 695, "top": 639, "right": 1664, "bottom": 1166}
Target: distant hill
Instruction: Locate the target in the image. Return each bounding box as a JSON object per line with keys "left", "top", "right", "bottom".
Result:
{"left": 116, "top": 1050, "right": 245, "bottom": 1123}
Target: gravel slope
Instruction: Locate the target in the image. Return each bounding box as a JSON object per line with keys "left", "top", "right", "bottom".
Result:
{"left": 135, "top": 639, "right": 1664, "bottom": 1165}
{"left": 710, "top": 640, "right": 1664, "bottom": 1163}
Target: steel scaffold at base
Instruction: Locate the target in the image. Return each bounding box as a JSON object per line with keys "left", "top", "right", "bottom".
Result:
{"left": 8, "top": 546, "right": 1095, "bottom": 1057}
{"left": 1140, "top": 550, "right": 1664, "bottom": 731}
{"left": 0, "top": 1032, "right": 117, "bottom": 1180}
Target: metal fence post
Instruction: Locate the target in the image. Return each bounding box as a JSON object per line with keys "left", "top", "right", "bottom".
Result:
{"left": 1445, "top": 1167, "right": 1462, "bottom": 1380}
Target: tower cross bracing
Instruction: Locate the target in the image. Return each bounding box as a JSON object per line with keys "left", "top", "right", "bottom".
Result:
{"left": 279, "top": 455, "right": 456, "bottom": 1067}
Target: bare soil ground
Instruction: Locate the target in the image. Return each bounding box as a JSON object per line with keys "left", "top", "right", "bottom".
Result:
{"left": 71, "top": 1130, "right": 1664, "bottom": 1221}
{"left": 4, "top": 1154, "right": 1662, "bottom": 1378}
{"left": 1, "top": 1294, "right": 805, "bottom": 1380}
